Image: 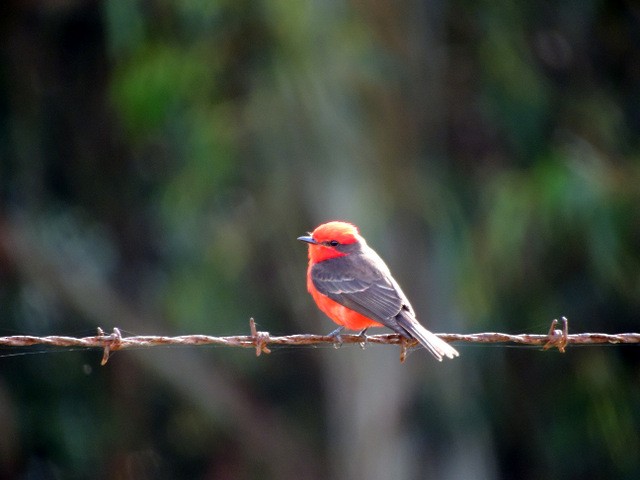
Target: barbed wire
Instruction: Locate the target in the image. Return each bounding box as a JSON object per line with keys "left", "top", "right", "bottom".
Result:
{"left": 1, "top": 317, "right": 638, "bottom": 364}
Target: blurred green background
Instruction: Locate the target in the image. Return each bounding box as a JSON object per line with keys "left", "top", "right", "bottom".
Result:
{"left": 1, "top": 1, "right": 639, "bottom": 479}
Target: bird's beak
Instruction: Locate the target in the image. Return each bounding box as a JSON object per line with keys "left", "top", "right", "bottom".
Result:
{"left": 297, "top": 235, "right": 318, "bottom": 245}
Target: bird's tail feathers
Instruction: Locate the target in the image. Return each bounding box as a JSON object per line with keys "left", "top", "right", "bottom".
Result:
{"left": 400, "top": 318, "right": 459, "bottom": 361}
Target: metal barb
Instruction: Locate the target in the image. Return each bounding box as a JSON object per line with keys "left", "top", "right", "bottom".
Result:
{"left": 543, "top": 317, "right": 569, "bottom": 353}
{"left": 399, "top": 337, "right": 408, "bottom": 363}
{"left": 250, "top": 318, "right": 271, "bottom": 356}
{"left": 100, "top": 327, "right": 123, "bottom": 366}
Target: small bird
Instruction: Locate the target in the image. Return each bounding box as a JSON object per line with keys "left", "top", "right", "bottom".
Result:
{"left": 298, "top": 221, "right": 458, "bottom": 361}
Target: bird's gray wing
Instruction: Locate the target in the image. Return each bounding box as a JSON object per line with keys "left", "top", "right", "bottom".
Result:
{"left": 310, "top": 254, "right": 406, "bottom": 328}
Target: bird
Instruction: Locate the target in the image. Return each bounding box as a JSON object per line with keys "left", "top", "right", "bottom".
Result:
{"left": 298, "top": 221, "right": 459, "bottom": 361}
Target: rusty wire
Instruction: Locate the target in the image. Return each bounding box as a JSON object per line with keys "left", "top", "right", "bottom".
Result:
{"left": 0, "top": 317, "right": 638, "bottom": 365}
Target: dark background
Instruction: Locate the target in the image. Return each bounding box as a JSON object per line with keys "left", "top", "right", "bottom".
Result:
{"left": 1, "top": 1, "right": 639, "bottom": 479}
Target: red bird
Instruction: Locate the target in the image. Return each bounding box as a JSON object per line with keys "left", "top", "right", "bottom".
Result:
{"left": 298, "top": 221, "right": 458, "bottom": 361}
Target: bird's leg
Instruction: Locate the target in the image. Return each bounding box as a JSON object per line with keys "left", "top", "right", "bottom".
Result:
{"left": 327, "top": 325, "right": 345, "bottom": 338}
{"left": 327, "top": 325, "right": 345, "bottom": 348}
{"left": 357, "top": 328, "right": 369, "bottom": 349}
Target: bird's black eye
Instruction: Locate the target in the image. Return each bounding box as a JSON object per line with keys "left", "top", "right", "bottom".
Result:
{"left": 329, "top": 240, "right": 339, "bottom": 247}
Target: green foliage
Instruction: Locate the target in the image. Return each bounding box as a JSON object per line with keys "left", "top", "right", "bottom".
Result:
{"left": 111, "top": 45, "right": 216, "bottom": 135}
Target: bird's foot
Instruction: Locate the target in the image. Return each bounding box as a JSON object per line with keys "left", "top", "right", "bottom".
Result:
{"left": 327, "top": 325, "right": 345, "bottom": 349}
{"left": 357, "top": 328, "right": 369, "bottom": 349}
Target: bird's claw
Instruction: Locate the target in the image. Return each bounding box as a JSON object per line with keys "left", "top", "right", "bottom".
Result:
{"left": 327, "top": 325, "right": 345, "bottom": 348}
{"left": 357, "top": 328, "right": 369, "bottom": 349}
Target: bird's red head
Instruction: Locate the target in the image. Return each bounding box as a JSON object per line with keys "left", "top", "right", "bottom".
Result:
{"left": 298, "top": 221, "right": 360, "bottom": 263}
{"left": 312, "top": 221, "right": 359, "bottom": 244}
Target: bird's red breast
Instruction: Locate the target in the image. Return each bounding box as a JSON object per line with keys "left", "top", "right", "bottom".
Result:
{"left": 306, "top": 264, "right": 384, "bottom": 330}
